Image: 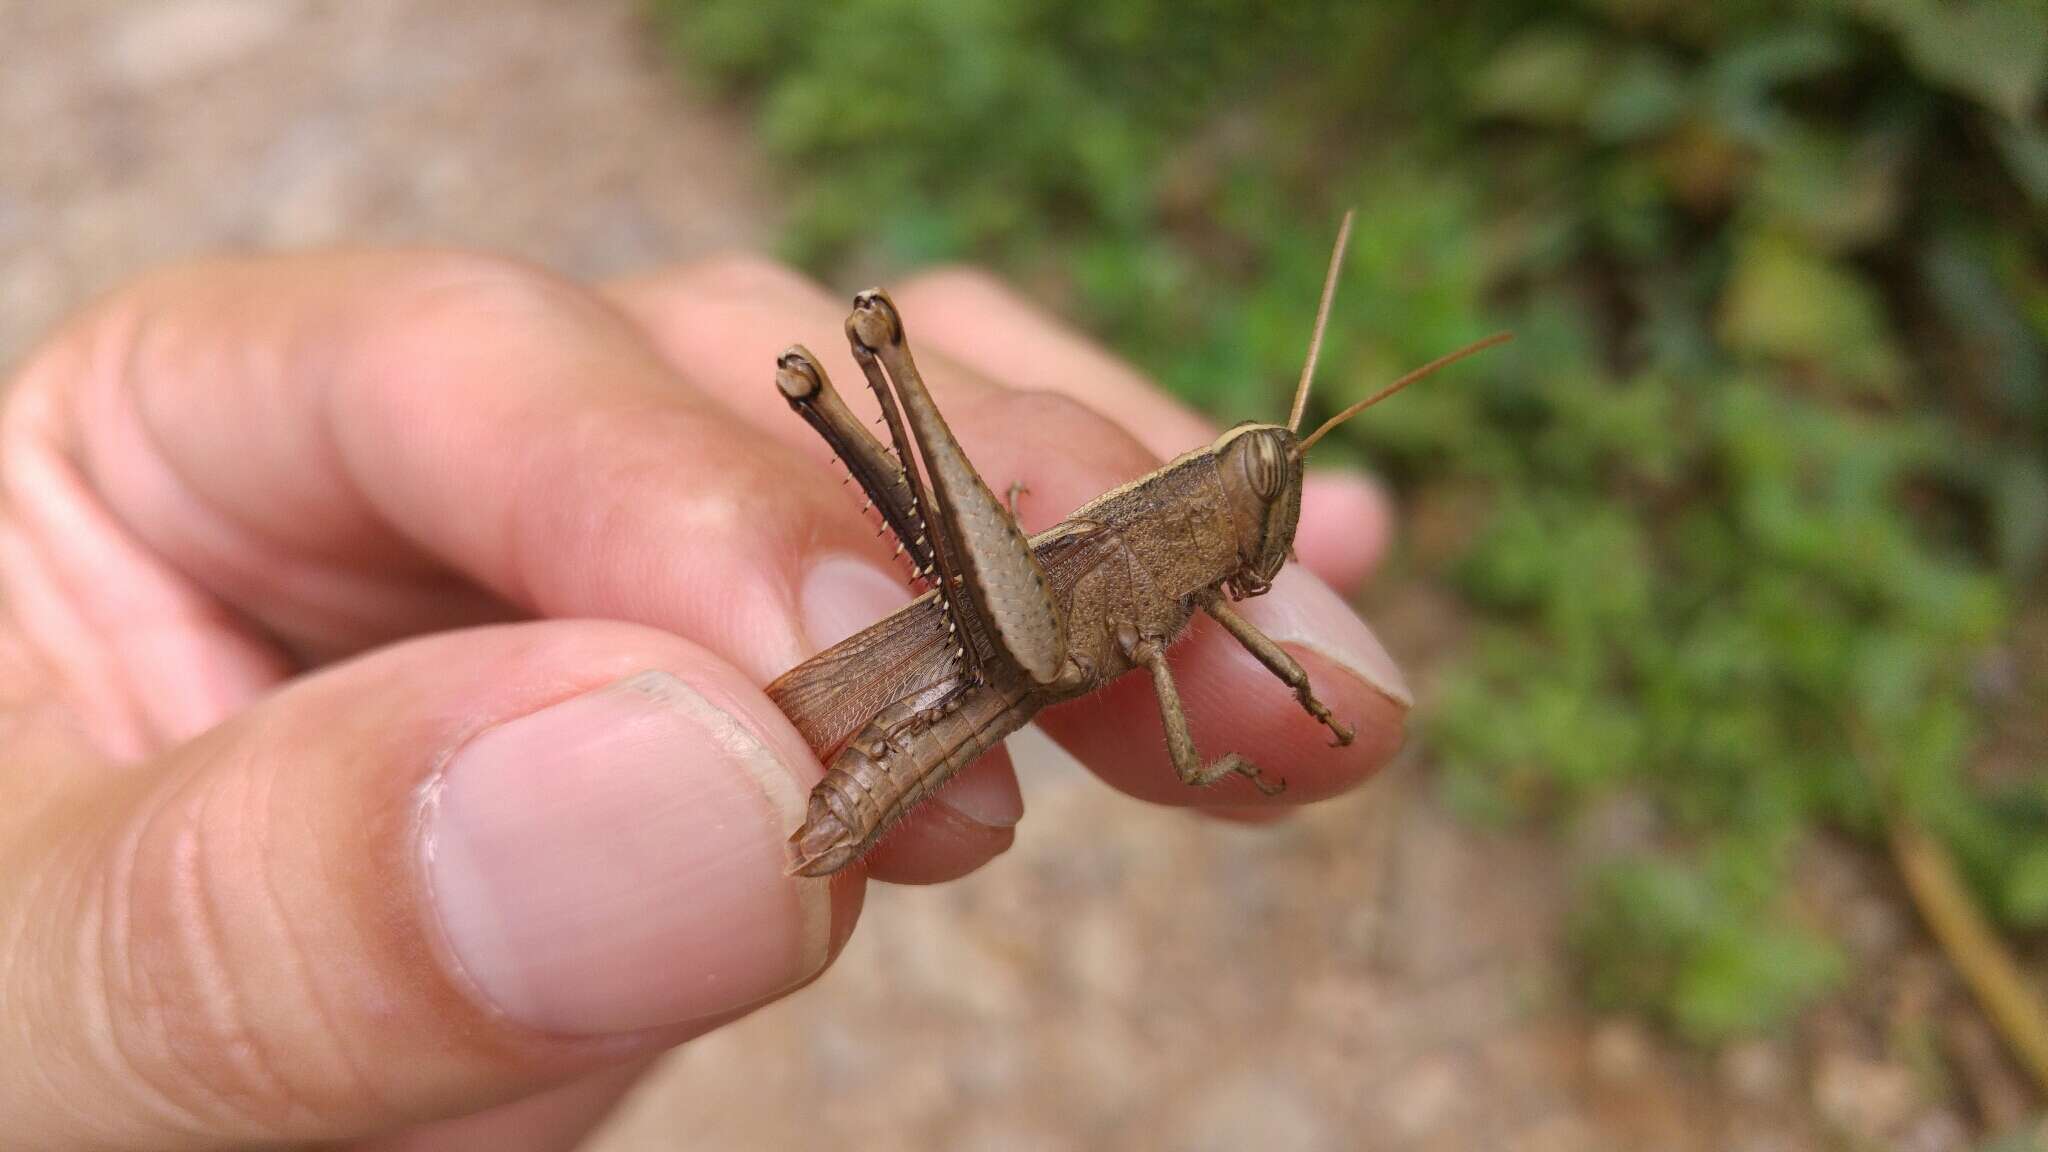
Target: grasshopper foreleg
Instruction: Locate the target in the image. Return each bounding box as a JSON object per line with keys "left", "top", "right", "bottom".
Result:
{"left": 1119, "top": 623, "right": 1284, "bottom": 796}
{"left": 1197, "top": 590, "right": 1355, "bottom": 747}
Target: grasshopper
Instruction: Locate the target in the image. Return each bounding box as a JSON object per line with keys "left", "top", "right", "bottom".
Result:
{"left": 767, "top": 215, "right": 1508, "bottom": 875}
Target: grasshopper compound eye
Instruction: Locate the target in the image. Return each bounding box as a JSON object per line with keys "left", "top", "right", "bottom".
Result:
{"left": 1248, "top": 431, "right": 1288, "bottom": 501}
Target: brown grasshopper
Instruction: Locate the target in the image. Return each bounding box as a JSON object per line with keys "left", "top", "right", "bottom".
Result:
{"left": 767, "top": 215, "right": 1508, "bottom": 875}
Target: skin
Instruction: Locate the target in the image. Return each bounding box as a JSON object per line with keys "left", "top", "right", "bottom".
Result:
{"left": 0, "top": 251, "right": 1406, "bottom": 1151}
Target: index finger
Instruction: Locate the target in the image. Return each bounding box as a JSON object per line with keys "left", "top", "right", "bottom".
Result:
{"left": 2, "top": 251, "right": 1023, "bottom": 883}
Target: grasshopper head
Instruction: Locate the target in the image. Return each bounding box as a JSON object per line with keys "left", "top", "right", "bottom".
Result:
{"left": 1213, "top": 423, "right": 1302, "bottom": 599}
{"left": 1208, "top": 211, "right": 1510, "bottom": 601}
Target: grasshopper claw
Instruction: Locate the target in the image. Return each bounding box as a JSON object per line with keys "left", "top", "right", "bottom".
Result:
{"left": 1324, "top": 714, "right": 1356, "bottom": 748}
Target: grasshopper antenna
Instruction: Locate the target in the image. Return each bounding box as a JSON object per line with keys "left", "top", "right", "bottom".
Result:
{"left": 1294, "top": 331, "right": 1514, "bottom": 458}
{"left": 1286, "top": 209, "right": 1355, "bottom": 433}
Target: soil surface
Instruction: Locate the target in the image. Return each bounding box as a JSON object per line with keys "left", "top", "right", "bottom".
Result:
{"left": 3, "top": 2, "right": 2030, "bottom": 1149}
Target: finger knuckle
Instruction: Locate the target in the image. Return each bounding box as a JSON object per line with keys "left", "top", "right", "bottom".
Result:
{"left": 989, "top": 387, "right": 1095, "bottom": 429}
{"left": 378, "top": 252, "right": 601, "bottom": 348}
{"left": 676, "top": 250, "right": 819, "bottom": 302}
{"left": 897, "top": 265, "right": 1009, "bottom": 307}
{"left": 982, "top": 388, "right": 1152, "bottom": 472}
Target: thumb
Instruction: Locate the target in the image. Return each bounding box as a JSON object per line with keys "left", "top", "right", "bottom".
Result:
{"left": 1, "top": 619, "right": 850, "bottom": 1150}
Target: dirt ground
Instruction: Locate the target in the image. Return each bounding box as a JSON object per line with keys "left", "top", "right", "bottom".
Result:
{"left": 3, "top": 2, "right": 2031, "bottom": 1149}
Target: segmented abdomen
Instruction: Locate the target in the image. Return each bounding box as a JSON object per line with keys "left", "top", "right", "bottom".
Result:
{"left": 789, "top": 681, "right": 1036, "bottom": 875}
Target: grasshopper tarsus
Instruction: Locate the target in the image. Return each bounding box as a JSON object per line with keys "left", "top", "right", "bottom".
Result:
{"left": 1236, "top": 760, "right": 1289, "bottom": 797}
{"left": 1295, "top": 684, "right": 1356, "bottom": 747}
{"left": 770, "top": 229, "right": 1505, "bottom": 874}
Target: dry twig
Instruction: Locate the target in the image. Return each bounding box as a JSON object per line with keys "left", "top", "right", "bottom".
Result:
{"left": 1890, "top": 820, "right": 2048, "bottom": 1098}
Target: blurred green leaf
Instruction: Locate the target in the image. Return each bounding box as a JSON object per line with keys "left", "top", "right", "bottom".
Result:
{"left": 1575, "top": 853, "right": 1845, "bottom": 1041}
{"left": 2005, "top": 843, "right": 2048, "bottom": 926}
{"left": 1923, "top": 234, "right": 2047, "bottom": 424}
{"left": 1670, "top": 919, "right": 1844, "bottom": 1041}
{"left": 1750, "top": 128, "right": 1904, "bottom": 252}
{"left": 1470, "top": 27, "right": 1611, "bottom": 127}
{"left": 1995, "top": 122, "right": 2048, "bottom": 206}
{"left": 1719, "top": 233, "right": 1902, "bottom": 390}
{"left": 1586, "top": 47, "right": 1690, "bottom": 142}
{"left": 1998, "top": 458, "right": 2048, "bottom": 578}
{"left": 1700, "top": 25, "right": 1847, "bottom": 145}
{"left": 1861, "top": 0, "right": 2048, "bottom": 121}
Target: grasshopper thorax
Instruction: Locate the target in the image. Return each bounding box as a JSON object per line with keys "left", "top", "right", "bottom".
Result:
{"left": 1212, "top": 422, "right": 1303, "bottom": 599}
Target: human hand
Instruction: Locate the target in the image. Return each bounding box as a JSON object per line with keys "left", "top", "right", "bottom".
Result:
{"left": 0, "top": 252, "right": 1408, "bottom": 1150}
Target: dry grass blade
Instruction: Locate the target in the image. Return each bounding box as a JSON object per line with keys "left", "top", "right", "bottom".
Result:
{"left": 1891, "top": 819, "right": 2048, "bottom": 1098}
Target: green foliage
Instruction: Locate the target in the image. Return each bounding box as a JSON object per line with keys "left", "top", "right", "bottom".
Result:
{"left": 659, "top": 0, "right": 2048, "bottom": 1037}
{"left": 1576, "top": 850, "right": 1844, "bottom": 1042}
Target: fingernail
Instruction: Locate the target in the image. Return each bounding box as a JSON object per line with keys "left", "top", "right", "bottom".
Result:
{"left": 424, "top": 671, "right": 830, "bottom": 1035}
{"left": 800, "top": 554, "right": 913, "bottom": 652}
{"left": 1242, "top": 566, "right": 1413, "bottom": 707}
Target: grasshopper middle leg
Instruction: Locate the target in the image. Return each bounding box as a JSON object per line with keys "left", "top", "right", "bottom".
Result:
{"left": 1118, "top": 623, "right": 1284, "bottom": 796}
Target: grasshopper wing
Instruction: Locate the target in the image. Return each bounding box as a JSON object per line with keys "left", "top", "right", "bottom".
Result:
{"left": 769, "top": 520, "right": 1121, "bottom": 760}
{"left": 767, "top": 593, "right": 961, "bottom": 759}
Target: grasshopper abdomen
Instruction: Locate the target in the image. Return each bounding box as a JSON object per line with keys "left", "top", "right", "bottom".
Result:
{"left": 790, "top": 678, "right": 1038, "bottom": 875}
